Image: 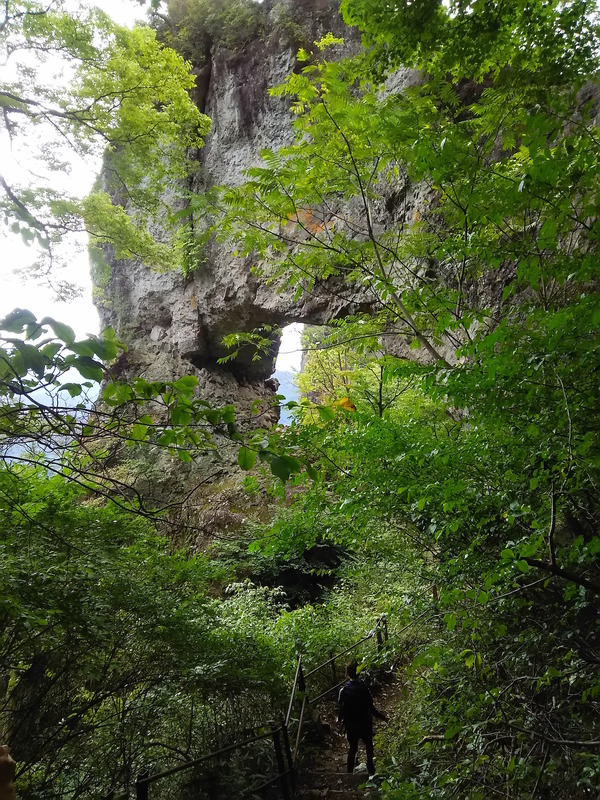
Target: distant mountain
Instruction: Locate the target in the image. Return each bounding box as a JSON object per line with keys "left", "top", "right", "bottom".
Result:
{"left": 272, "top": 369, "right": 299, "bottom": 425}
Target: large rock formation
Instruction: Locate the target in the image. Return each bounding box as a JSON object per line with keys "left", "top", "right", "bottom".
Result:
{"left": 91, "top": 0, "right": 387, "bottom": 528}
{"left": 96, "top": 0, "right": 364, "bottom": 400}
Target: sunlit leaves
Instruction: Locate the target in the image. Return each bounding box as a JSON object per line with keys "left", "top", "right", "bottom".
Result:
{"left": 341, "top": 0, "right": 599, "bottom": 85}
{"left": 1, "top": 2, "right": 210, "bottom": 275}
{"left": 0, "top": 309, "right": 113, "bottom": 391}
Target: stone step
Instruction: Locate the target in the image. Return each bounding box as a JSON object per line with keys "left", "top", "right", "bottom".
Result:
{"left": 297, "top": 769, "right": 379, "bottom": 795}
{"left": 296, "top": 786, "right": 379, "bottom": 800}
{"left": 296, "top": 791, "right": 371, "bottom": 800}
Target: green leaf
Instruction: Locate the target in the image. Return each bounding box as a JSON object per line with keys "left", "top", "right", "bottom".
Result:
{"left": 222, "top": 406, "right": 236, "bottom": 424}
{"left": 130, "top": 424, "right": 148, "bottom": 441}
{"left": 305, "top": 463, "right": 320, "bottom": 481}
{"left": 39, "top": 317, "right": 76, "bottom": 345}
{"left": 282, "top": 455, "right": 302, "bottom": 474}
{"left": 205, "top": 410, "right": 221, "bottom": 426}
{"left": 227, "top": 422, "right": 242, "bottom": 441}
{"left": 157, "top": 430, "right": 177, "bottom": 446}
{"left": 269, "top": 456, "right": 291, "bottom": 482}
{"left": 174, "top": 375, "right": 198, "bottom": 393}
{"left": 444, "top": 612, "right": 457, "bottom": 631}
{"left": 444, "top": 724, "right": 462, "bottom": 740}
{"left": 70, "top": 341, "right": 95, "bottom": 357}
{"left": 317, "top": 405, "right": 335, "bottom": 422}
{"left": 84, "top": 336, "right": 118, "bottom": 360}
{"left": 538, "top": 217, "right": 557, "bottom": 249}
{"left": 59, "top": 383, "right": 83, "bottom": 398}
{"left": 1, "top": 309, "right": 38, "bottom": 334}
{"left": 171, "top": 406, "right": 192, "bottom": 426}
{"left": 238, "top": 446, "right": 257, "bottom": 470}
{"left": 9, "top": 341, "right": 48, "bottom": 376}
{"left": 41, "top": 342, "right": 63, "bottom": 363}
{"left": 71, "top": 357, "right": 104, "bottom": 382}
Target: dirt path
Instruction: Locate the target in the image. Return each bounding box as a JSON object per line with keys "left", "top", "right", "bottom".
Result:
{"left": 294, "top": 671, "right": 403, "bottom": 799}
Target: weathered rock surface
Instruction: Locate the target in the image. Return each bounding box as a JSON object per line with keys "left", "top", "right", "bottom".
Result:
{"left": 97, "top": 0, "right": 368, "bottom": 396}
{"left": 93, "top": 0, "right": 431, "bottom": 523}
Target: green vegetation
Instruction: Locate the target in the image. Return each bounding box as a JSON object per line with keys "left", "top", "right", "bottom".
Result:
{"left": 2, "top": 0, "right": 600, "bottom": 798}
{"left": 0, "top": 467, "right": 297, "bottom": 798}
{"left": 158, "top": 0, "right": 265, "bottom": 63}
{"left": 1, "top": 1, "right": 209, "bottom": 283}
{"left": 206, "top": 0, "right": 600, "bottom": 796}
{"left": 297, "top": 325, "right": 419, "bottom": 417}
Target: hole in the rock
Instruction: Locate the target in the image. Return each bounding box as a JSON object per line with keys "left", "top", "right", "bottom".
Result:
{"left": 271, "top": 323, "right": 303, "bottom": 424}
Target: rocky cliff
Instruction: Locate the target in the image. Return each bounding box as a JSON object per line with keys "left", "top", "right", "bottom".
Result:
{"left": 90, "top": 0, "right": 381, "bottom": 529}
{"left": 95, "top": 0, "right": 363, "bottom": 402}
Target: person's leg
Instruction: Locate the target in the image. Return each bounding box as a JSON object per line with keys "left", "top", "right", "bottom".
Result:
{"left": 347, "top": 733, "right": 359, "bottom": 773}
{"left": 364, "top": 731, "right": 375, "bottom": 774}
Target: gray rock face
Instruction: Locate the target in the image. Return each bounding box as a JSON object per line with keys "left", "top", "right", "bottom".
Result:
{"left": 97, "top": 0, "right": 368, "bottom": 398}
{"left": 95, "top": 0, "right": 434, "bottom": 423}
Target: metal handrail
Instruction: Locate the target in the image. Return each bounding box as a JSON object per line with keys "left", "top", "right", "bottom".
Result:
{"left": 285, "top": 655, "right": 305, "bottom": 728}
{"left": 129, "top": 614, "right": 390, "bottom": 799}
{"left": 293, "top": 695, "right": 307, "bottom": 763}
{"left": 136, "top": 726, "right": 276, "bottom": 788}
{"left": 304, "top": 630, "right": 376, "bottom": 679}
{"left": 311, "top": 677, "right": 346, "bottom": 706}
{"left": 286, "top": 614, "right": 389, "bottom": 768}
{"left": 242, "top": 766, "right": 294, "bottom": 798}
{"left": 304, "top": 613, "right": 388, "bottom": 681}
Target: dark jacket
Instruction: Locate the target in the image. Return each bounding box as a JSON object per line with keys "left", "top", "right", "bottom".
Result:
{"left": 338, "top": 679, "right": 383, "bottom": 731}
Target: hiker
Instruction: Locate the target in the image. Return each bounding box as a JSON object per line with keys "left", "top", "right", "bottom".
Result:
{"left": 337, "top": 660, "right": 388, "bottom": 775}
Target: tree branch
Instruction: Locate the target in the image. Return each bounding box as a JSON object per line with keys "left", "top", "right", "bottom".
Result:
{"left": 524, "top": 557, "right": 600, "bottom": 596}
{"left": 0, "top": 173, "right": 46, "bottom": 231}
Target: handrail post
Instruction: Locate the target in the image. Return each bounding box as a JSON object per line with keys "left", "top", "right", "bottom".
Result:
{"left": 286, "top": 655, "right": 305, "bottom": 728}
{"left": 376, "top": 619, "right": 383, "bottom": 654}
{"left": 281, "top": 717, "right": 295, "bottom": 791}
{"left": 135, "top": 771, "right": 149, "bottom": 800}
{"left": 294, "top": 695, "right": 307, "bottom": 763}
{"left": 271, "top": 725, "right": 290, "bottom": 800}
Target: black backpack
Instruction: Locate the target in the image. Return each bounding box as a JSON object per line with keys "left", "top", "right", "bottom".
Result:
{"left": 338, "top": 680, "right": 372, "bottom": 726}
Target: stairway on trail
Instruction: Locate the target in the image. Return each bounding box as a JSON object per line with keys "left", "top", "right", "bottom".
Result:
{"left": 294, "top": 672, "right": 402, "bottom": 800}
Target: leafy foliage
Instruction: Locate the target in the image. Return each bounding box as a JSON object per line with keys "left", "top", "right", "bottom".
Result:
{"left": 1, "top": 1, "right": 209, "bottom": 281}
{"left": 0, "top": 467, "right": 292, "bottom": 798}
{"left": 208, "top": 0, "right": 600, "bottom": 795}
{"left": 0, "top": 309, "right": 321, "bottom": 510}
{"left": 297, "top": 324, "right": 419, "bottom": 417}
{"left": 158, "top": 0, "right": 265, "bottom": 64}
{"left": 3, "top": 0, "right": 600, "bottom": 797}
{"left": 341, "top": 0, "right": 599, "bottom": 84}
